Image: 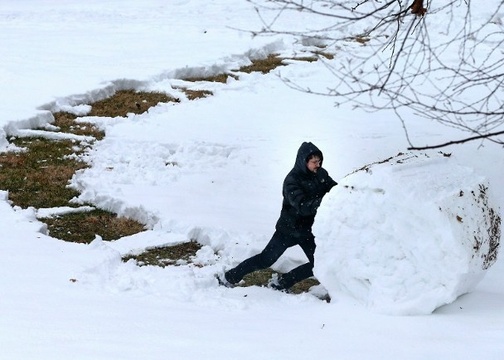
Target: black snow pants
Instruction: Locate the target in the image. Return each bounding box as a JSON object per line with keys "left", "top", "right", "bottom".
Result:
{"left": 224, "top": 230, "right": 316, "bottom": 290}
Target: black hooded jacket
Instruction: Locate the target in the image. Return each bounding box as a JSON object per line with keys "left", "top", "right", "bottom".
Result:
{"left": 275, "top": 142, "right": 337, "bottom": 237}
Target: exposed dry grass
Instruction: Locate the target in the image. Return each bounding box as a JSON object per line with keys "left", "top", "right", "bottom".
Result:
{"left": 175, "top": 51, "right": 335, "bottom": 102}
{"left": 122, "top": 241, "right": 202, "bottom": 267}
{"left": 242, "top": 268, "right": 276, "bottom": 287}
{"left": 236, "top": 54, "right": 286, "bottom": 74}
{"left": 312, "top": 50, "right": 335, "bottom": 60}
{"left": 291, "top": 277, "right": 321, "bottom": 295}
{"left": 89, "top": 90, "right": 179, "bottom": 117}
{"left": 353, "top": 35, "right": 371, "bottom": 45}
{"left": 180, "top": 88, "right": 214, "bottom": 100}
{"left": 290, "top": 56, "right": 319, "bottom": 63}
{"left": 0, "top": 137, "right": 87, "bottom": 208}
{"left": 242, "top": 268, "right": 321, "bottom": 295}
{"left": 53, "top": 112, "right": 105, "bottom": 140}
{"left": 41, "top": 209, "right": 146, "bottom": 243}
{"left": 181, "top": 73, "right": 236, "bottom": 83}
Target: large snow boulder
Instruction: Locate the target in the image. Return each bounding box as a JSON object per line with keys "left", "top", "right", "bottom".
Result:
{"left": 314, "top": 152, "right": 501, "bottom": 315}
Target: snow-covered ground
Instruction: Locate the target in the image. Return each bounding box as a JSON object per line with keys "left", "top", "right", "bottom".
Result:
{"left": 1, "top": 1, "right": 503, "bottom": 359}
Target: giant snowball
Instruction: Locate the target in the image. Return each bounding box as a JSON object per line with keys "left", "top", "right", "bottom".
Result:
{"left": 314, "top": 152, "right": 501, "bottom": 315}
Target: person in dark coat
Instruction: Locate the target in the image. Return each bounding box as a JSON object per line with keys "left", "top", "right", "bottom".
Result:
{"left": 222, "top": 142, "right": 337, "bottom": 291}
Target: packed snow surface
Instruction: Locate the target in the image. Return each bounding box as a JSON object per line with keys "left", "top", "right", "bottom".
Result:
{"left": 315, "top": 152, "right": 501, "bottom": 315}
{"left": 0, "top": 1, "right": 503, "bottom": 359}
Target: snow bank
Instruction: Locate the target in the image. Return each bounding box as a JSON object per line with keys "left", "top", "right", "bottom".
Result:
{"left": 314, "top": 152, "right": 501, "bottom": 315}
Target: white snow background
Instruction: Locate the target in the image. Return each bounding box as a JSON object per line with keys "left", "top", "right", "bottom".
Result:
{"left": 1, "top": 1, "right": 503, "bottom": 359}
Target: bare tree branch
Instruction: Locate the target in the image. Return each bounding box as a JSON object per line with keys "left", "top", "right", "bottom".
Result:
{"left": 408, "top": 130, "right": 504, "bottom": 150}
{"left": 247, "top": 0, "right": 504, "bottom": 149}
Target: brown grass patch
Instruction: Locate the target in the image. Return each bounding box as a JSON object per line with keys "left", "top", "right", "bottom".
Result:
{"left": 311, "top": 50, "right": 335, "bottom": 60}
{"left": 181, "top": 73, "right": 237, "bottom": 83}
{"left": 0, "top": 138, "right": 87, "bottom": 208}
{"left": 89, "top": 90, "right": 179, "bottom": 117}
{"left": 242, "top": 268, "right": 321, "bottom": 294}
{"left": 290, "top": 56, "right": 319, "bottom": 63}
{"left": 41, "top": 209, "right": 146, "bottom": 243}
{"left": 53, "top": 112, "right": 105, "bottom": 140}
{"left": 236, "top": 54, "right": 286, "bottom": 74}
{"left": 180, "top": 88, "right": 214, "bottom": 100}
{"left": 122, "top": 241, "right": 202, "bottom": 267}
{"left": 290, "top": 277, "right": 321, "bottom": 295}
{"left": 353, "top": 35, "right": 371, "bottom": 45}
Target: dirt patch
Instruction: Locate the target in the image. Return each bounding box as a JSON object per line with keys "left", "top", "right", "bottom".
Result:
{"left": 41, "top": 209, "right": 146, "bottom": 243}
{"left": 235, "top": 54, "right": 286, "bottom": 74}
{"left": 122, "top": 241, "right": 203, "bottom": 267}
{"left": 89, "top": 90, "right": 180, "bottom": 117}
{"left": 242, "top": 268, "right": 321, "bottom": 295}
{"left": 53, "top": 112, "right": 105, "bottom": 140}
{"left": 178, "top": 88, "right": 214, "bottom": 100}
{"left": 0, "top": 137, "right": 87, "bottom": 208}
{"left": 181, "top": 73, "right": 237, "bottom": 83}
